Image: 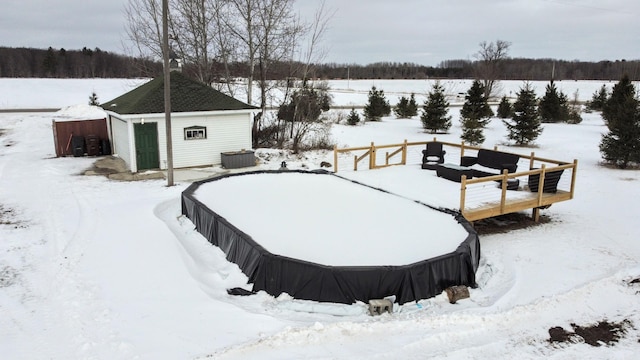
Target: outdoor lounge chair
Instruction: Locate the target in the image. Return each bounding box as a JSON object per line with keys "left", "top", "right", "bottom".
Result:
{"left": 528, "top": 168, "right": 564, "bottom": 193}
{"left": 421, "top": 142, "right": 446, "bottom": 170}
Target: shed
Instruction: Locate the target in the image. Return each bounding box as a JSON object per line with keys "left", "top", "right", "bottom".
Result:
{"left": 101, "top": 72, "right": 257, "bottom": 172}
{"left": 52, "top": 105, "right": 110, "bottom": 157}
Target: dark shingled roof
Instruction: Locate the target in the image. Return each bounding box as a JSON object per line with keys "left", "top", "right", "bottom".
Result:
{"left": 101, "top": 71, "right": 256, "bottom": 115}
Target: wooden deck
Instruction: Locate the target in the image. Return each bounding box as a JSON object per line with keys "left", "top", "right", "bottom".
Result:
{"left": 333, "top": 139, "right": 577, "bottom": 222}
{"left": 462, "top": 190, "right": 572, "bottom": 222}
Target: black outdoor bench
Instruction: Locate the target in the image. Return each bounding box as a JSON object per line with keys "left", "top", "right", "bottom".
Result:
{"left": 460, "top": 149, "right": 520, "bottom": 178}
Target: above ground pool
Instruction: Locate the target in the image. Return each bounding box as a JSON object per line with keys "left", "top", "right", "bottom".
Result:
{"left": 181, "top": 170, "right": 480, "bottom": 304}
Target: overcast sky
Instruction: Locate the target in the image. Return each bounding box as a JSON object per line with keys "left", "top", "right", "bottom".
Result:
{"left": 1, "top": 0, "right": 638, "bottom": 66}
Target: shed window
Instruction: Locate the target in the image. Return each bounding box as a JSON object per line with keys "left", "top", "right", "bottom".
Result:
{"left": 184, "top": 126, "right": 207, "bottom": 140}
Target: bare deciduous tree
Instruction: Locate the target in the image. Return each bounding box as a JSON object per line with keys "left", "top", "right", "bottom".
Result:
{"left": 124, "top": 0, "right": 165, "bottom": 75}
{"left": 125, "top": 0, "right": 230, "bottom": 85}
{"left": 210, "top": 4, "right": 239, "bottom": 95}
{"left": 226, "top": 0, "right": 307, "bottom": 146}
{"left": 279, "top": 1, "right": 334, "bottom": 142}
{"left": 296, "top": 0, "right": 334, "bottom": 82}
{"left": 475, "top": 39, "right": 511, "bottom": 99}
{"left": 123, "top": 0, "right": 334, "bottom": 148}
{"left": 169, "top": 0, "right": 219, "bottom": 85}
{"left": 224, "top": 0, "right": 259, "bottom": 105}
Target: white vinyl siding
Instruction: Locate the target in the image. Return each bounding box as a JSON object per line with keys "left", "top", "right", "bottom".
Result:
{"left": 170, "top": 112, "right": 252, "bottom": 168}
{"left": 114, "top": 110, "right": 252, "bottom": 171}
{"left": 110, "top": 115, "right": 132, "bottom": 170}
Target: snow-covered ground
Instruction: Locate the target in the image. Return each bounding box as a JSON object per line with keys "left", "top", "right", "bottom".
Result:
{"left": 1, "top": 78, "right": 639, "bottom": 359}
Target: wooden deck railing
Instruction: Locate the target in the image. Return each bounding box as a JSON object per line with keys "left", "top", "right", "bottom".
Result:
{"left": 333, "top": 139, "right": 577, "bottom": 222}
{"left": 333, "top": 141, "right": 409, "bottom": 171}
{"left": 460, "top": 162, "right": 577, "bottom": 221}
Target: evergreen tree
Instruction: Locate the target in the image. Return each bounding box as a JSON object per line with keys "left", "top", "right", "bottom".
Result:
{"left": 393, "top": 93, "right": 419, "bottom": 118}
{"left": 586, "top": 85, "right": 609, "bottom": 112}
{"left": 88, "top": 91, "right": 99, "bottom": 106}
{"left": 460, "top": 80, "right": 493, "bottom": 145}
{"left": 602, "top": 75, "right": 636, "bottom": 130}
{"left": 346, "top": 108, "right": 361, "bottom": 125}
{"left": 538, "top": 80, "right": 569, "bottom": 123}
{"left": 363, "top": 86, "right": 391, "bottom": 121}
{"left": 497, "top": 95, "right": 513, "bottom": 118}
{"left": 394, "top": 96, "right": 409, "bottom": 118}
{"left": 599, "top": 75, "right": 640, "bottom": 168}
{"left": 503, "top": 82, "right": 542, "bottom": 146}
{"left": 407, "top": 93, "right": 418, "bottom": 117}
{"left": 420, "top": 82, "right": 451, "bottom": 133}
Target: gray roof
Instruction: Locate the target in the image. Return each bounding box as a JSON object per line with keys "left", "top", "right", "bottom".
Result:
{"left": 101, "top": 71, "right": 256, "bottom": 115}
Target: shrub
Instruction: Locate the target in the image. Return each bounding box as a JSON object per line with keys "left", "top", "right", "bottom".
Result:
{"left": 277, "top": 83, "right": 331, "bottom": 153}
{"left": 347, "top": 108, "right": 361, "bottom": 125}
{"left": 567, "top": 90, "right": 583, "bottom": 124}
{"left": 394, "top": 93, "right": 418, "bottom": 118}
{"left": 497, "top": 95, "right": 513, "bottom": 118}
{"left": 586, "top": 85, "right": 609, "bottom": 112}
{"left": 301, "top": 121, "right": 336, "bottom": 151}
{"left": 364, "top": 86, "right": 391, "bottom": 121}
{"left": 89, "top": 91, "right": 99, "bottom": 106}
{"left": 539, "top": 80, "right": 570, "bottom": 123}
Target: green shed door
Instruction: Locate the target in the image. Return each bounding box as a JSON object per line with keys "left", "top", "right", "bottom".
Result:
{"left": 134, "top": 123, "right": 160, "bottom": 170}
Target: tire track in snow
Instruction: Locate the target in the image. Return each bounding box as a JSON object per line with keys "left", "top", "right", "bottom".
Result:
{"left": 0, "top": 114, "right": 120, "bottom": 358}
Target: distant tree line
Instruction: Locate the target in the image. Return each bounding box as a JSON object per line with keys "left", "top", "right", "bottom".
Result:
{"left": 313, "top": 58, "right": 640, "bottom": 81}
{"left": 0, "top": 46, "right": 161, "bottom": 78}
{"left": 1, "top": 46, "right": 638, "bottom": 81}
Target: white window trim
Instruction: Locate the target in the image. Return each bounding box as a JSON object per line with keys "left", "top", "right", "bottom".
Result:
{"left": 184, "top": 126, "right": 207, "bottom": 140}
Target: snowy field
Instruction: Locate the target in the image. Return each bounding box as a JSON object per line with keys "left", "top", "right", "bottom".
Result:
{"left": 0, "top": 77, "right": 619, "bottom": 110}
{"left": 1, "top": 78, "right": 639, "bottom": 359}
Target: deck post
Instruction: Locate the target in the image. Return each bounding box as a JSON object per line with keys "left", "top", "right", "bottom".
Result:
{"left": 369, "top": 142, "right": 375, "bottom": 170}
{"left": 460, "top": 175, "right": 467, "bottom": 215}
{"left": 500, "top": 169, "right": 508, "bottom": 213}
{"left": 460, "top": 141, "right": 465, "bottom": 157}
{"left": 570, "top": 159, "right": 578, "bottom": 199}
{"left": 353, "top": 155, "right": 357, "bottom": 171}
{"left": 532, "top": 207, "right": 540, "bottom": 222}
{"left": 529, "top": 151, "right": 535, "bottom": 169}
{"left": 333, "top": 145, "right": 338, "bottom": 173}
{"left": 402, "top": 139, "right": 408, "bottom": 165}
{"left": 536, "top": 164, "right": 546, "bottom": 206}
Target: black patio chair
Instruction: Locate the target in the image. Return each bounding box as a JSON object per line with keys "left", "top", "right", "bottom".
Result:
{"left": 421, "top": 142, "right": 446, "bottom": 170}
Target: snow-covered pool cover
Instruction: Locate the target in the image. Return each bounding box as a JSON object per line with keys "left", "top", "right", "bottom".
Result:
{"left": 193, "top": 171, "right": 467, "bottom": 266}
{"left": 182, "top": 170, "right": 480, "bottom": 304}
